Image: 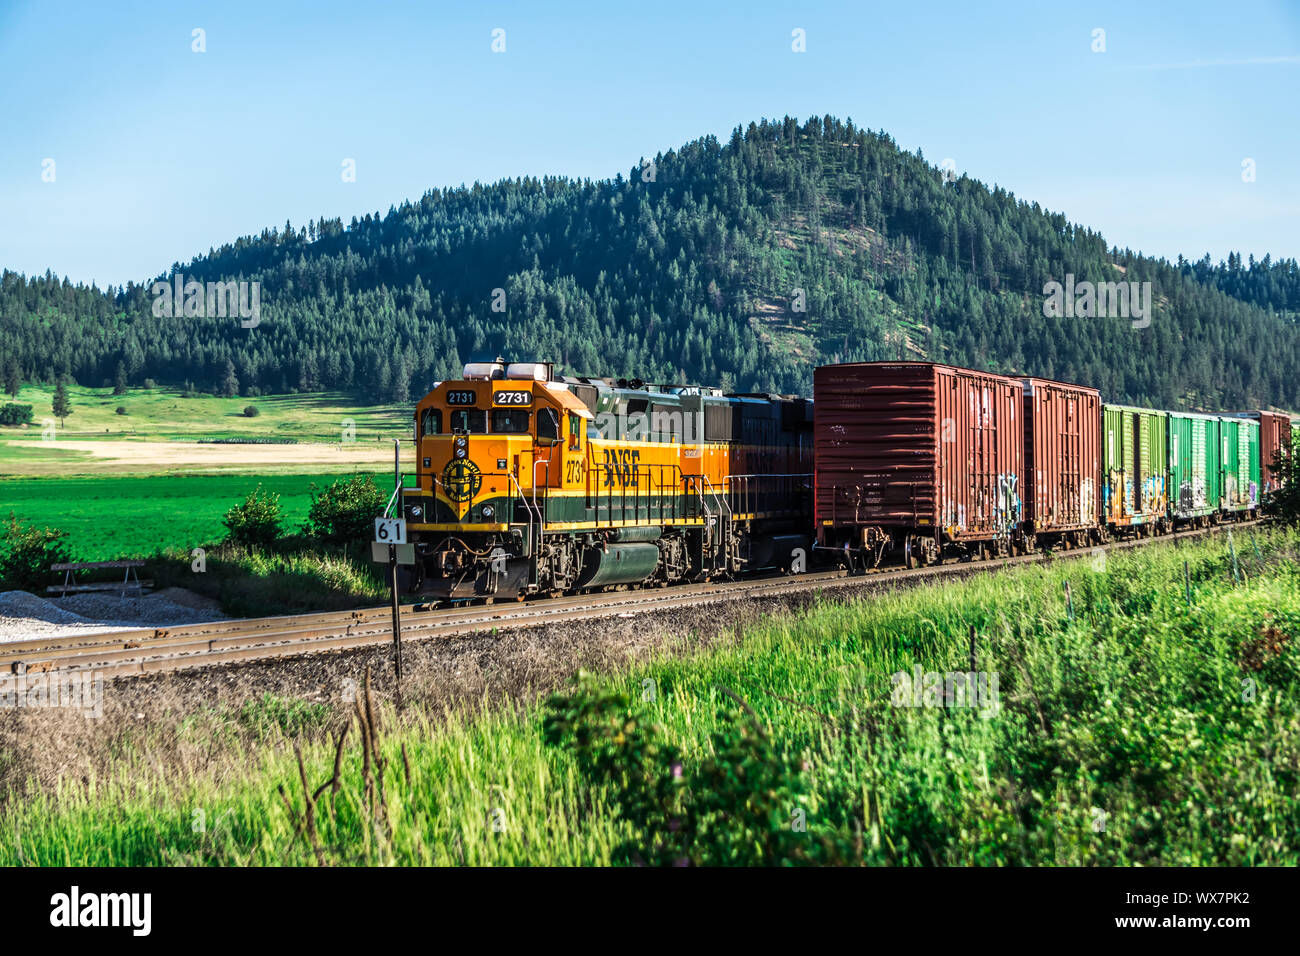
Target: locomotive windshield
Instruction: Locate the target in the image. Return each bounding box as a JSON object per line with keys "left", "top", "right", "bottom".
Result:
{"left": 430, "top": 407, "right": 532, "bottom": 435}
{"left": 448, "top": 409, "right": 488, "bottom": 433}
{"left": 490, "top": 409, "right": 531, "bottom": 433}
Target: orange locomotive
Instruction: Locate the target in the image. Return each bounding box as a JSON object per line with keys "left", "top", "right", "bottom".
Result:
{"left": 399, "top": 360, "right": 813, "bottom": 601}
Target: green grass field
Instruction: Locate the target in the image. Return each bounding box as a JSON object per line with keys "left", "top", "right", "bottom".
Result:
{"left": 3, "top": 528, "right": 1296, "bottom": 866}
{"left": 0, "top": 384, "right": 412, "bottom": 477}
{"left": 0, "top": 383, "right": 408, "bottom": 443}
{"left": 0, "top": 472, "right": 391, "bottom": 561}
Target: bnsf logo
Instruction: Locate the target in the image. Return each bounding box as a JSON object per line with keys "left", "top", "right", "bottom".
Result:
{"left": 494, "top": 391, "right": 532, "bottom": 406}
{"left": 601, "top": 448, "right": 640, "bottom": 488}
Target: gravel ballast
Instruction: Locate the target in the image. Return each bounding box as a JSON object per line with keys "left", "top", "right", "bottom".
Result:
{"left": 0, "top": 588, "right": 226, "bottom": 642}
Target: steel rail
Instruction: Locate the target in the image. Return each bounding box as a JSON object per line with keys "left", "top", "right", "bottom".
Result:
{"left": 0, "top": 521, "right": 1257, "bottom": 680}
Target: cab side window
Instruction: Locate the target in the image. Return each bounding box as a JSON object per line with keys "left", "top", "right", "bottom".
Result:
{"left": 568, "top": 413, "right": 582, "bottom": 450}
{"left": 421, "top": 409, "right": 442, "bottom": 437}
{"left": 537, "top": 407, "right": 560, "bottom": 442}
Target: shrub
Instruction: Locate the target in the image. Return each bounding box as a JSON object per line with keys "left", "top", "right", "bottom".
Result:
{"left": 243, "top": 406, "right": 260, "bottom": 418}
{"left": 0, "top": 513, "right": 72, "bottom": 592}
{"left": 0, "top": 403, "right": 33, "bottom": 426}
{"left": 115, "top": 406, "right": 127, "bottom": 416}
{"left": 544, "top": 676, "right": 845, "bottom": 866}
{"left": 306, "top": 475, "right": 386, "bottom": 544}
{"left": 221, "top": 485, "right": 283, "bottom": 547}
{"left": 142, "top": 378, "right": 157, "bottom": 390}
{"left": 1263, "top": 437, "right": 1300, "bottom": 525}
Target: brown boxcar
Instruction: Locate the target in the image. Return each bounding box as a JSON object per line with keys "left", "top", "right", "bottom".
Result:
{"left": 1020, "top": 377, "right": 1103, "bottom": 547}
{"left": 813, "top": 362, "right": 1023, "bottom": 568}
{"left": 1257, "top": 412, "right": 1291, "bottom": 494}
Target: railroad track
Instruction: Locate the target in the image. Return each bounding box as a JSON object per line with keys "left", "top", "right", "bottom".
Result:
{"left": 0, "top": 522, "right": 1257, "bottom": 680}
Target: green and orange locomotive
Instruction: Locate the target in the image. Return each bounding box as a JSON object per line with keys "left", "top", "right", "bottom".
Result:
{"left": 398, "top": 360, "right": 813, "bottom": 601}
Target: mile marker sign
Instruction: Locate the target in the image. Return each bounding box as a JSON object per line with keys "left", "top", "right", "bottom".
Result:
{"left": 375, "top": 517, "right": 407, "bottom": 544}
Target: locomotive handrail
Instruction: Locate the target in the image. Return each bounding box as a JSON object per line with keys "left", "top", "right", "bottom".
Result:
{"left": 383, "top": 483, "right": 402, "bottom": 519}
{"left": 722, "top": 473, "right": 813, "bottom": 517}
{"left": 507, "top": 469, "right": 538, "bottom": 561}
{"left": 700, "top": 475, "right": 730, "bottom": 519}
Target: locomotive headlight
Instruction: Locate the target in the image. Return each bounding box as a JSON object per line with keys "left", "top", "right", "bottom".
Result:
{"left": 409, "top": 505, "right": 423, "bottom": 519}
{"left": 481, "top": 505, "right": 494, "bottom": 519}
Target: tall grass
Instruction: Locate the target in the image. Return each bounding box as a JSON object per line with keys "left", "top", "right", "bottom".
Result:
{"left": 2, "top": 529, "right": 1297, "bottom": 866}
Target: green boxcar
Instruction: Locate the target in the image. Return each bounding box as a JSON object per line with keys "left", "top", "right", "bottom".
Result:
{"left": 1168, "top": 411, "right": 1222, "bottom": 523}
{"left": 1102, "top": 404, "right": 1168, "bottom": 529}
{"left": 1218, "top": 416, "right": 1260, "bottom": 513}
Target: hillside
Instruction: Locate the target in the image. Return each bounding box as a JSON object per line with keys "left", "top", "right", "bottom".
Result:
{"left": 3, "top": 115, "right": 1299, "bottom": 409}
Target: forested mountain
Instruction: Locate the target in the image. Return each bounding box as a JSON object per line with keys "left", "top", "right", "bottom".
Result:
{"left": 3, "top": 115, "right": 1298, "bottom": 411}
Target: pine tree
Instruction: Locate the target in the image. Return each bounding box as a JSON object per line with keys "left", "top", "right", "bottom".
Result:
{"left": 52, "top": 379, "right": 71, "bottom": 426}
{"left": 112, "top": 361, "right": 128, "bottom": 395}
{"left": 220, "top": 359, "right": 240, "bottom": 398}
{"left": 3, "top": 361, "right": 19, "bottom": 399}
{"left": 390, "top": 356, "right": 411, "bottom": 403}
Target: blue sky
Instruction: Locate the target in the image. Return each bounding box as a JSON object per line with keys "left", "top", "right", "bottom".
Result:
{"left": 1, "top": 0, "right": 1297, "bottom": 288}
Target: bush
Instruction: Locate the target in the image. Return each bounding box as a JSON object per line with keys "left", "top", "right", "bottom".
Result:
{"left": 0, "top": 513, "right": 72, "bottom": 592}
{"left": 0, "top": 403, "right": 33, "bottom": 426}
{"left": 306, "top": 475, "right": 386, "bottom": 544}
{"left": 1263, "top": 437, "right": 1300, "bottom": 525}
{"left": 142, "top": 378, "right": 157, "bottom": 390}
{"left": 115, "top": 406, "right": 127, "bottom": 416}
{"left": 243, "top": 406, "right": 260, "bottom": 418}
{"left": 221, "top": 486, "right": 283, "bottom": 547}
{"left": 544, "top": 676, "right": 843, "bottom": 866}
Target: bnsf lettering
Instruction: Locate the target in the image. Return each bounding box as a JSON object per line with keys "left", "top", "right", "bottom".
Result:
{"left": 601, "top": 448, "right": 640, "bottom": 488}
{"left": 494, "top": 391, "right": 532, "bottom": 406}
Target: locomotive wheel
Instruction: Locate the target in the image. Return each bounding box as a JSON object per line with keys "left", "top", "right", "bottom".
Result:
{"left": 904, "top": 537, "right": 916, "bottom": 570}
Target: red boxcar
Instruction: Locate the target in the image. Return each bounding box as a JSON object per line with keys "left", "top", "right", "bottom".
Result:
{"left": 813, "top": 362, "right": 1024, "bottom": 568}
{"left": 1020, "top": 376, "right": 1103, "bottom": 547}
{"left": 1257, "top": 412, "right": 1292, "bottom": 494}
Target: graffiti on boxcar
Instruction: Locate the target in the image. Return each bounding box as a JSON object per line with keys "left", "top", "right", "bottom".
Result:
{"left": 1144, "top": 475, "right": 1166, "bottom": 513}
{"left": 996, "top": 473, "right": 1021, "bottom": 533}
{"left": 1080, "top": 477, "right": 1096, "bottom": 525}
{"left": 1178, "top": 478, "right": 1207, "bottom": 516}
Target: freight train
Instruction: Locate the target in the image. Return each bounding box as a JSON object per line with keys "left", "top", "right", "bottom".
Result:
{"left": 392, "top": 359, "right": 1290, "bottom": 599}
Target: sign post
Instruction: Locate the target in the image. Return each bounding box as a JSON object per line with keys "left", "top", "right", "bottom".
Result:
{"left": 374, "top": 515, "right": 408, "bottom": 685}
{"left": 376, "top": 437, "right": 407, "bottom": 690}
{"left": 391, "top": 440, "right": 401, "bottom": 684}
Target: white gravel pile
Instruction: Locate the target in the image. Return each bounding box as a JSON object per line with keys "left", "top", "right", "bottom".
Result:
{"left": 0, "top": 588, "right": 226, "bottom": 642}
